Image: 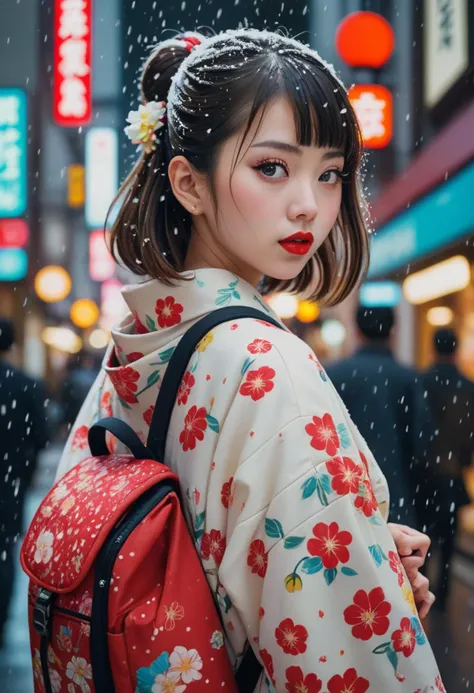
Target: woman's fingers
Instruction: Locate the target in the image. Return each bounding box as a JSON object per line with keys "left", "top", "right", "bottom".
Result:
{"left": 401, "top": 554, "right": 425, "bottom": 580}
{"left": 418, "top": 591, "right": 436, "bottom": 619}
{"left": 411, "top": 572, "right": 436, "bottom": 618}
{"left": 388, "top": 522, "right": 431, "bottom": 562}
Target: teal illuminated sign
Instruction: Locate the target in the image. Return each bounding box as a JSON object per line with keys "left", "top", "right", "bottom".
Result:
{"left": 0, "top": 248, "right": 28, "bottom": 281}
{"left": 0, "top": 89, "right": 27, "bottom": 218}
{"left": 369, "top": 162, "right": 474, "bottom": 278}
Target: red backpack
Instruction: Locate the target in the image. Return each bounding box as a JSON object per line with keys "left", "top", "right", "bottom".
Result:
{"left": 21, "top": 307, "right": 281, "bottom": 693}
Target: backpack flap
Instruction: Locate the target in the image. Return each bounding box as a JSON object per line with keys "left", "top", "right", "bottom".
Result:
{"left": 20, "top": 453, "right": 177, "bottom": 593}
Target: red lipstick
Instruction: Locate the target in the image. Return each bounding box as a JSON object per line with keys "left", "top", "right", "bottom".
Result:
{"left": 279, "top": 231, "right": 314, "bottom": 256}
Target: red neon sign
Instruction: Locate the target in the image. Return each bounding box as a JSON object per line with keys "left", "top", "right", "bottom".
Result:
{"left": 0, "top": 219, "right": 29, "bottom": 248}
{"left": 53, "top": 0, "right": 92, "bottom": 127}
{"left": 348, "top": 84, "right": 393, "bottom": 149}
{"left": 89, "top": 230, "right": 115, "bottom": 281}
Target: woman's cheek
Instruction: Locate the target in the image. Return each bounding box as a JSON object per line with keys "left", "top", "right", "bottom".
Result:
{"left": 230, "top": 174, "right": 278, "bottom": 220}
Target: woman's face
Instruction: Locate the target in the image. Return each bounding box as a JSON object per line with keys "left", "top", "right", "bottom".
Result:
{"left": 192, "top": 97, "right": 345, "bottom": 287}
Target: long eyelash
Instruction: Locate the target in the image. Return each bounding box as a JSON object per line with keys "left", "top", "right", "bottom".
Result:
{"left": 254, "top": 157, "right": 289, "bottom": 173}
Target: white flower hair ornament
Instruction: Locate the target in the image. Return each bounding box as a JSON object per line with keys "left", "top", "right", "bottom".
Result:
{"left": 124, "top": 100, "right": 167, "bottom": 154}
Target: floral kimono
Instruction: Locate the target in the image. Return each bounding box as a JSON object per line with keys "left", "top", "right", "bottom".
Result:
{"left": 57, "top": 268, "right": 444, "bottom": 693}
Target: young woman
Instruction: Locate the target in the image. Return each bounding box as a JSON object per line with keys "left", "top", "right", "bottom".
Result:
{"left": 58, "top": 29, "right": 443, "bottom": 692}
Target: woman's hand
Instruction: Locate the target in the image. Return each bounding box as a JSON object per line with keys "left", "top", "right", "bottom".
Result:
{"left": 388, "top": 523, "right": 435, "bottom": 618}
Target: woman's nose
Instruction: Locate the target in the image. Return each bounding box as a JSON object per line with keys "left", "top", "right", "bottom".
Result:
{"left": 287, "top": 184, "right": 319, "bottom": 222}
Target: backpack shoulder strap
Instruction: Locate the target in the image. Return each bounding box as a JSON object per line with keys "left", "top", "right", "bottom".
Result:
{"left": 146, "top": 305, "right": 282, "bottom": 461}
{"left": 147, "top": 305, "right": 282, "bottom": 693}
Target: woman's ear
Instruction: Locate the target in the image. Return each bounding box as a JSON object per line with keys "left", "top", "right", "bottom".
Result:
{"left": 168, "top": 156, "right": 205, "bottom": 215}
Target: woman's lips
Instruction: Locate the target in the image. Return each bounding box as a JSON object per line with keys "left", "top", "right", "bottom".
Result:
{"left": 279, "top": 231, "right": 314, "bottom": 256}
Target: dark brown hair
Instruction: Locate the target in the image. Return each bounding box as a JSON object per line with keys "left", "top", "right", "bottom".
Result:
{"left": 109, "top": 29, "right": 369, "bottom": 306}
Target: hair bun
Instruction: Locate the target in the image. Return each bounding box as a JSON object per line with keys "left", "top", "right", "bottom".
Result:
{"left": 141, "top": 41, "right": 188, "bottom": 104}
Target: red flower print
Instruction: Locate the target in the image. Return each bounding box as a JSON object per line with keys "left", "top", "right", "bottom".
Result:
{"left": 391, "top": 617, "right": 416, "bottom": 658}
{"left": 259, "top": 607, "right": 265, "bottom": 620}
{"left": 260, "top": 649, "right": 275, "bottom": 686}
{"left": 108, "top": 366, "right": 140, "bottom": 404}
{"left": 143, "top": 405, "right": 154, "bottom": 427}
{"left": 126, "top": 351, "right": 144, "bottom": 364}
{"left": 239, "top": 366, "right": 275, "bottom": 401}
{"left": 132, "top": 310, "right": 148, "bottom": 334}
{"left": 72, "top": 425, "right": 89, "bottom": 451}
{"left": 179, "top": 405, "right": 208, "bottom": 451}
{"left": 247, "top": 540, "right": 268, "bottom": 578}
{"left": 275, "top": 618, "right": 308, "bottom": 655}
{"left": 327, "top": 668, "right": 369, "bottom": 693}
{"left": 344, "top": 587, "right": 391, "bottom": 641}
{"left": 221, "top": 477, "right": 233, "bottom": 509}
{"left": 100, "top": 390, "right": 113, "bottom": 417}
{"left": 177, "top": 371, "right": 195, "bottom": 406}
{"left": 201, "top": 529, "right": 226, "bottom": 566}
{"left": 247, "top": 338, "right": 272, "bottom": 354}
{"left": 388, "top": 550, "right": 405, "bottom": 587}
{"left": 155, "top": 295, "right": 183, "bottom": 328}
{"left": 285, "top": 666, "right": 322, "bottom": 693}
{"left": 326, "top": 457, "right": 363, "bottom": 496}
{"left": 435, "top": 675, "right": 446, "bottom": 692}
{"left": 354, "top": 479, "right": 378, "bottom": 518}
{"left": 307, "top": 522, "right": 352, "bottom": 569}
{"left": 305, "top": 413, "right": 340, "bottom": 456}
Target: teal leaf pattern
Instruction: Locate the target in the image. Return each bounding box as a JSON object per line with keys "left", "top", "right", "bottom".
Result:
{"left": 315, "top": 472, "right": 331, "bottom": 506}
{"left": 145, "top": 314, "right": 156, "bottom": 332}
{"left": 386, "top": 647, "right": 399, "bottom": 673}
{"left": 265, "top": 518, "right": 284, "bottom": 539}
{"left": 373, "top": 642, "right": 391, "bottom": 655}
{"left": 337, "top": 423, "right": 351, "bottom": 449}
{"left": 158, "top": 346, "right": 175, "bottom": 363}
{"left": 118, "top": 398, "right": 132, "bottom": 410}
{"left": 324, "top": 568, "right": 337, "bottom": 586}
{"left": 341, "top": 567, "right": 358, "bottom": 576}
{"left": 369, "top": 515, "right": 384, "bottom": 526}
{"left": 301, "top": 557, "right": 323, "bottom": 575}
{"left": 301, "top": 476, "right": 317, "bottom": 500}
{"left": 136, "top": 652, "right": 170, "bottom": 692}
{"left": 241, "top": 356, "right": 255, "bottom": 376}
{"left": 283, "top": 536, "right": 305, "bottom": 550}
{"left": 215, "top": 280, "right": 241, "bottom": 307}
{"left": 369, "top": 544, "right": 384, "bottom": 567}
{"left": 146, "top": 371, "right": 160, "bottom": 387}
{"left": 206, "top": 414, "right": 220, "bottom": 433}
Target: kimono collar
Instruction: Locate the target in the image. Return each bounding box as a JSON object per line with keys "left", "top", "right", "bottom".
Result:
{"left": 109, "top": 268, "right": 279, "bottom": 365}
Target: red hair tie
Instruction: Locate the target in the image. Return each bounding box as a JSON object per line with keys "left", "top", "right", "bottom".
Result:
{"left": 181, "top": 35, "right": 201, "bottom": 53}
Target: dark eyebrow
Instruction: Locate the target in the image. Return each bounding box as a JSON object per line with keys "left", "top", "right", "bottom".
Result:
{"left": 251, "top": 140, "right": 345, "bottom": 161}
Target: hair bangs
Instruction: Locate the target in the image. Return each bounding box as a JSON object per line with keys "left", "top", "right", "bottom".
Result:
{"left": 278, "top": 57, "right": 361, "bottom": 170}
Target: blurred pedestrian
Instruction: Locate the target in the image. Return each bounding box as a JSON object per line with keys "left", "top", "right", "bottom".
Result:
{"left": 326, "top": 305, "right": 432, "bottom": 527}
{"left": 421, "top": 328, "right": 474, "bottom": 610}
{"left": 0, "top": 318, "right": 49, "bottom": 647}
{"left": 59, "top": 350, "right": 100, "bottom": 435}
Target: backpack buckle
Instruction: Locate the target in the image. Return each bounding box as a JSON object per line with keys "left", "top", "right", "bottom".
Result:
{"left": 33, "top": 588, "right": 55, "bottom": 637}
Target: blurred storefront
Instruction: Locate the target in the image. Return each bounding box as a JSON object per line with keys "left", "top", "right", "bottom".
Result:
{"left": 369, "top": 0, "right": 474, "bottom": 537}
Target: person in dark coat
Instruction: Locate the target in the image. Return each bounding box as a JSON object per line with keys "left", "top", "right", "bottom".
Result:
{"left": 0, "top": 319, "right": 49, "bottom": 646}
{"left": 420, "top": 328, "right": 474, "bottom": 610}
{"left": 326, "top": 305, "right": 432, "bottom": 528}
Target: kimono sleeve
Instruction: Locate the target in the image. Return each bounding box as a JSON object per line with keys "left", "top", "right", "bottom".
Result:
{"left": 55, "top": 369, "right": 116, "bottom": 481}
{"left": 217, "top": 343, "right": 440, "bottom": 692}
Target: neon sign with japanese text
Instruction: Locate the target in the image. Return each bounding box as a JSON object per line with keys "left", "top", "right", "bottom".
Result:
{"left": 53, "top": 0, "right": 92, "bottom": 127}
{"left": 0, "top": 89, "right": 27, "bottom": 218}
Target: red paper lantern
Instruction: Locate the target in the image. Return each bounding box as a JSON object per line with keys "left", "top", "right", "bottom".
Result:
{"left": 336, "top": 12, "right": 395, "bottom": 69}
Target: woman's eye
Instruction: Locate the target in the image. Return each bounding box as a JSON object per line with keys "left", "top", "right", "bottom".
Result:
{"left": 320, "top": 169, "right": 343, "bottom": 184}
{"left": 256, "top": 161, "right": 288, "bottom": 179}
